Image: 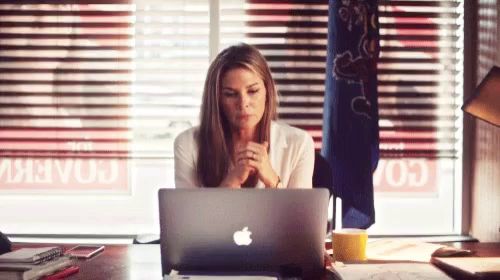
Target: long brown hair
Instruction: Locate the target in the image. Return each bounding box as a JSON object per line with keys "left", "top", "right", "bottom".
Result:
{"left": 197, "top": 43, "right": 278, "bottom": 187}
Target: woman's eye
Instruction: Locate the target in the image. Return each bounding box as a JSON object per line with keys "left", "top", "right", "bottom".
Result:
{"left": 248, "top": 89, "right": 258, "bottom": 95}
{"left": 223, "top": 91, "right": 236, "bottom": 97}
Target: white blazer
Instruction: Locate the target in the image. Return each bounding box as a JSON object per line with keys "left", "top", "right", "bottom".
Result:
{"left": 174, "top": 121, "right": 315, "bottom": 188}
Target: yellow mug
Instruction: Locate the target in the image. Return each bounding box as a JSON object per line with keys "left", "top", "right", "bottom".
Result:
{"left": 332, "top": 228, "right": 368, "bottom": 262}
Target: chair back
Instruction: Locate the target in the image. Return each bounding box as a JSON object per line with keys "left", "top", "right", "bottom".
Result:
{"left": 312, "top": 153, "right": 336, "bottom": 230}
{"left": 313, "top": 153, "right": 334, "bottom": 196}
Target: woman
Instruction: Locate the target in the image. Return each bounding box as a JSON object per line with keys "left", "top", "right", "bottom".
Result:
{"left": 174, "top": 43, "right": 314, "bottom": 188}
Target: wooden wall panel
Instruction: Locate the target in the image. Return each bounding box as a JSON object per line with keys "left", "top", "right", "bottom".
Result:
{"left": 470, "top": 0, "right": 500, "bottom": 242}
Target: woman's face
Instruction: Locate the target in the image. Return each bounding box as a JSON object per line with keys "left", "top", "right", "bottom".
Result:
{"left": 220, "top": 67, "right": 267, "bottom": 131}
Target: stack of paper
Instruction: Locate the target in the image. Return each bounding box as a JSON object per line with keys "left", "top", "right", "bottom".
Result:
{"left": 331, "top": 263, "right": 453, "bottom": 280}
{"left": 165, "top": 271, "right": 279, "bottom": 280}
{"left": 164, "top": 276, "right": 278, "bottom": 280}
{"left": 366, "top": 239, "right": 472, "bottom": 262}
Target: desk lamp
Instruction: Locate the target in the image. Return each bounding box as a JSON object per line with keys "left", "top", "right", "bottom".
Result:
{"left": 462, "top": 66, "right": 500, "bottom": 126}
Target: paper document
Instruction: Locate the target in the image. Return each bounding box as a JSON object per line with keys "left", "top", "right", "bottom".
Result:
{"left": 164, "top": 276, "right": 277, "bottom": 280}
{"left": 332, "top": 262, "right": 452, "bottom": 280}
{"left": 366, "top": 239, "right": 471, "bottom": 262}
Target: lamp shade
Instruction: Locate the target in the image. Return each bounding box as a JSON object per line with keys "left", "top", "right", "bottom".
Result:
{"left": 462, "top": 66, "right": 500, "bottom": 127}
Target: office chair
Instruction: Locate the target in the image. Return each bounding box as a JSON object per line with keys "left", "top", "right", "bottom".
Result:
{"left": 133, "top": 234, "right": 160, "bottom": 244}
{"left": 0, "top": 231, "right": 11, "bottom": 255}
{"left": 312, "top": 153, "right": 336, "bottom": 231}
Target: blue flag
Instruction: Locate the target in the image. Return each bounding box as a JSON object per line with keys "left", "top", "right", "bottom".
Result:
{"left": 322, "top": 0, "right": 380, "bottom": 229}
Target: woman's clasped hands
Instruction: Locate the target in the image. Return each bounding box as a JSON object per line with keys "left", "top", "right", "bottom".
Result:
{"left": 222, "top": 141, "right": 279, "bottom": 188}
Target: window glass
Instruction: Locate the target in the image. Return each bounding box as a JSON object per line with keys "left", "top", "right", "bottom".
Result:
{"left": 0, "top": 0, "right": 464, "bottom": 235}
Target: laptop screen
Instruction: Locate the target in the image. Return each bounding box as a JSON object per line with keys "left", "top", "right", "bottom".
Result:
{"left": 158, "top": 188, "right": 329, "bottom": 278}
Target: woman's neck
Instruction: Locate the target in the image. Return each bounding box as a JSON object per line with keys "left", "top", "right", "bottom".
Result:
{"left": 232, "top": 127, "right": 257, "bottom": 144}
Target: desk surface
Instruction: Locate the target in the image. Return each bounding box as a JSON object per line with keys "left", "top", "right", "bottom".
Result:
{"left": 12, "top": 242, "right": 500, "bottom": 280}
{"left": 15, "top": 243, "right": 162, "bottom": 280}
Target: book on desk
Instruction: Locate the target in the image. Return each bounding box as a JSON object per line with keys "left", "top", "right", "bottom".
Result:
{"left": 432, "top": 257, "right": 500, "bottom": 280}
{"left": 0, "top": 247, "right": 74, "bottom": 280}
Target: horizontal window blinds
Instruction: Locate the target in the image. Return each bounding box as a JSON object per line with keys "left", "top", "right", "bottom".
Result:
{"left": 223, "top": 0, "right": 462, "bottom": 158}
{"left": 0, "top": 0, "right": 463, "bottom": 159}
{"left": 133, "top": 0, "right": 208, "bottom": 158}
{"left": 378, "top": 0, "right": 462, "bottom": 158}
{"left": 0, "top": 1, "right": 134, "bottom": 159}
{"left": 0, "top": 0, "right": 208, "bottom": 159}
{"left": 220, "top": 0, "right": 329, "bottom": 151}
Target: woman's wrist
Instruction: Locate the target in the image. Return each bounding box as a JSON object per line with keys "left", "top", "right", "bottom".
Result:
{"left": 220, "top": 175, "right": 240, "bottom": 188}
{"left": 265, "top": 173, "right": 280, "bottom": 188}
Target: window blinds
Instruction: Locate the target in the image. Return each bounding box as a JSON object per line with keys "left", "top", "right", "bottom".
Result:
{"left": 222, "top": 0, "right": 463, "bottom": 158}
{"left": 133, "top": 0, "right": 208, "bottom": 158}
{"left": 377, "top": 0, "right": 462, "bottom": 158}
{"left": 0, "top": 0, "right": 134, "bottom": 159}
{"left": 0, "top": 0, "right": 463, "bottom": 161}
{"left": 221, "top": 0, "right": 329, "bottom": 150}
{"left": 0, "top": 0, "right": 208, "bottom": 160}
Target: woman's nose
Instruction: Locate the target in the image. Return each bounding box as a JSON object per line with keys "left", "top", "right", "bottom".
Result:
{"left": 238, "top": 93, "right": 250, "bottom": 108}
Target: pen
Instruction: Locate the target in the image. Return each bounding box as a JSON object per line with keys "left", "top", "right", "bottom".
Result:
{"left": 41, "top": 265, "right": 80, "bottom": 280}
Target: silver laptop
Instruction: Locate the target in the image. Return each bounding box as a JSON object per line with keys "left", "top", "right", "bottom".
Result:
{"left": 158, "top": 188, "right": 329, "bottom": 278}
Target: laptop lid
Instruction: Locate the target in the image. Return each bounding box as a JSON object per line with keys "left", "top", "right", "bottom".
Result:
{"left": 158, "top": 188, "right": 329, "bottom": 278}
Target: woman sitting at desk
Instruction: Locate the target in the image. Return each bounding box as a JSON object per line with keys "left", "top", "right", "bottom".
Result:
{"left": 174, "top": 43, "right": 314, "bottom": 188}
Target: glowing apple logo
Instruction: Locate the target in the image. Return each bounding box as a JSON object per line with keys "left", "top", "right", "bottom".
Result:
{"left": 233, "top": 227, "right": 252, "bottom": 246}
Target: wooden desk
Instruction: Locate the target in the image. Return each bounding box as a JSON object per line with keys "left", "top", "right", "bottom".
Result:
{"left": 432, "top": 242, "right": 500, "bottom": 280}
{"left": 16, "top": 243, "right": 333, "bottom": 279}
{"left": 10, "top": 244, "right": 161, "bottom": 280}
{"left": 68, "top": 244, "right": 161, "bottom": 280}
{"left": 446, "top": 242, "right": 500, "bottom": 257}
{"left": 12, "top": 242, "right": 500, "bottom": 279}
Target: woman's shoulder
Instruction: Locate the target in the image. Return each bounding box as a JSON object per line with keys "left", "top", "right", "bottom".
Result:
{"left": 272, "top": 121, "right": 313, "bottom": 145}
{"left": 174, "top": 126, "right": 199, "bottom": 146}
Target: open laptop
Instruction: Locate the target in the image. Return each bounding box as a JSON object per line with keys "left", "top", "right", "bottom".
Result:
{"left": 158, "top": 188, "right": 329, "bottom": 279}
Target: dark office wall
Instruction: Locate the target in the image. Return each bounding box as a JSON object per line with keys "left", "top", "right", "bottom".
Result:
{"left": 468, "top": 0, "right": 500, "bottom": 242}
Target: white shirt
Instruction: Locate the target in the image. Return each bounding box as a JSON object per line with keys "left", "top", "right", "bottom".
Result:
{"left": 174, "top": 121, "right": 315, "bottom": 188}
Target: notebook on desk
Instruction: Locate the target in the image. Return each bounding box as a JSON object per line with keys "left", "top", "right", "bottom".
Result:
{"left": 158, "top": 188, "right": 329, "bottom": 279}
{"left": 0, "top": 255, "right": 73, "bottom": 280}
{"left": 0, "top": 247, "right": 63, "bottom": 264}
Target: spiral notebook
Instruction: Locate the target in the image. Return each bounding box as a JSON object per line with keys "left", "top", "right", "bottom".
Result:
{"left": 0, "top": 247, "right": 63, "bottom": 264}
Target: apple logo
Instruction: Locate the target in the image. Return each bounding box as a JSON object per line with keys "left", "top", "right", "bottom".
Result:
{"left": 233, "top": 227, "right": 252, "bottom": 246}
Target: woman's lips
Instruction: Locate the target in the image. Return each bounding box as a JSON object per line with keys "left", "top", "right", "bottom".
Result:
{"left": 237, "top": 114, "right": 252, "bottom": 120}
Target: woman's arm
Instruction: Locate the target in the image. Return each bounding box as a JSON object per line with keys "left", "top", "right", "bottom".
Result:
{"left": 174, "top": 130, "right": 198, "bottom": 188}
{"left": 286, "top": 132, "right": 315, "bottom": 189}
